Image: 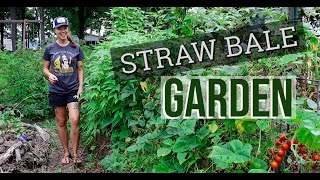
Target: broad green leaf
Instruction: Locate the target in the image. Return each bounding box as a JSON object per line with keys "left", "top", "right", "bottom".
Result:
{"left": 128, "top": 119, "right": 139, "bottom": 127}
{"left": 162, "top": 138, "right": 174, "bottom": 147}
{"left": 177, "top": 152, "right": 189, "bottom": 165}
{"left": 235, "top": 121, "right": 245, "bottom": 133}
{"left": 223, "top": 119, "right": 235, "bottom": 128}
{"left": 154, "top": 163, "right": 175, "bottom": 173}
{"left": 296, "top": 127, "right": 320, "bottom": 151}
{"left": 249, "top": 157, "right": 268, "bottom": 170}
{"left": 157, "top": 147, "right": 172, "bottom": 157}
{"left": 208, "top": 122, "right": 218, "bottom": 133}
{"left": 243, "top": 121, "right": 257, "bottom": 134}
{"left": 179, "top": 119, "right": 197, "bottom": 135}
{"left": 297, "top": 109, "right": 318, "bottom": 121}
{"left": 172, "top": 136, "right": 201, "bottom": 153}
{"left": 144, "top": 110, "right": 154, "bottom": 119}
{"left": 121, "top": 92, "right": 131, "bottom": 99}
{"left": 127, "top": 144, "right": 139, "bottom": 152}
{"left": 208, "top": 146, "right": 234, "bottom": 169}
{"left": 166, "top": 127, "right": 180, "bottom": 135}
{"left": 208, "top": 140, "right": 252, "bottom": 169}
{"left": 167, "top": 119, "right": 183, "bottom": 128}
{"left": 277, "top": 54, "right": 298, "bottom": 65}
{"left": 307, "top": 98, "right": 318, "bottom": 110}
{"left": 186, "top": 137, "right": 201, "bottom": 150}
{"left": 172, "top": 137, "right": 189, "bottom": 153}
{"left": 144, "top": 101, "right": 155, "bottom": 110}
{"left": 196, "top": 125, "right": 211, "bottom": 140}
{"left": 302, "top": 119, "right": 320, "bottom": 136}
{"left": 256, "top": 119, "right": 271, "bottom": 131}
{"left": 248, "top": 169, "right": 268, "bottom": 173}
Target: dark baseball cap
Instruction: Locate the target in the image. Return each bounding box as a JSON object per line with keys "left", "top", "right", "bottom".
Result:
{"left": 53, "top": 16, "right": 69, "bottom": 29}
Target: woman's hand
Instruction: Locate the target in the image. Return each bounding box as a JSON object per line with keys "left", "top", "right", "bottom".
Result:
{"left": 49, "top": 73, "right": 58, "bottom": 84}
{"left": 77, "top": 86, "right": 84, "bottom": 103}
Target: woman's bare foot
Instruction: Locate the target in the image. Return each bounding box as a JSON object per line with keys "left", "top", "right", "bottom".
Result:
{"left": 61, "top": 154, "right": 70, "bottom": 164}
{"left": 73, "top": 155, "right": 82, "bottom": 164}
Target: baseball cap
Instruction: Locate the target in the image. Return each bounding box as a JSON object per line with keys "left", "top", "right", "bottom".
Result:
{"left": 53, "top": 17, "right": 69, "bottom": 29}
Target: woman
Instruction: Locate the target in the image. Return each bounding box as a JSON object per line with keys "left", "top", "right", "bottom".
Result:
{"left": 43, "top": 16, "right": 85, "bottom": 164}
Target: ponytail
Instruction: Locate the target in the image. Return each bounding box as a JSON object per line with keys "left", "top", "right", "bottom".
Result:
{"left": 67, "top": 35, "right": 77, "bottom": 48}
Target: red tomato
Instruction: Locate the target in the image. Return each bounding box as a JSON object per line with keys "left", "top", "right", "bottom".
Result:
{"left": 299, "top": 148, "right": 308, "bottom": 155}
{"left": 275, "top": 156, "right": 283, "bottom": 163}
{"left": 286, "top": 141, "right": 291, "bottom": 147}
{"left": 312, "top": 155, "right": 320, "bottom": 161}
{"left": 293, "top": 139, "right": 298, "bottom": 144}
{"left": 270, "top": 161, "right": 279, "bottom": 170}
{"left": 281, "top": 143, "right": 290, "bottom": 151}
{"left": 303, "top": 155, "right": 308, "bottom": 160}
{"left": 277, "top": 149, "right": 286, "bottom": 157}
{"left": 279, "top": 133, "right": 287, "bottom": 143}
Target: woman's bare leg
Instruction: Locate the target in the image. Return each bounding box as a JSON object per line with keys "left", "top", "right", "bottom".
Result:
{"left": 55, "top": 106, "right": 70, "bottom": 163}
{"left": 67, "top": 102, "right": 81, "bottom": 163}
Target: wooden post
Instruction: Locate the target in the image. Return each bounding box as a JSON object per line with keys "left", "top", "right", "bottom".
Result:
{"left": 0, "top": 19, "right": 42, "bottom": 50}
{"left": 288, "top": 7, "right": 298, "bottom": 20}
{"left": 23, "top": 19, "right": 26, "bottom": 49}
{"left": 39, "top": 7, "right": 45, "bottom": 47}
{"left": 10, "top": 7, "right": 17, "bottom": 51}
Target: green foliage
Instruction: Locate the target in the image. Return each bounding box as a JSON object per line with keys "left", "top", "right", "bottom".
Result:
{"left": 81, "top": 7, "right": 320, "bottom": 173}
{"left": 208, "top": 140, "right": 253, "bottom": 169}
{"left": 0, "top": 108, "right": 25, "bottom": 135}
{"left": 110, "top": 7, "right": 150, "bottom": 35}
{"left": 0, "top": 49, "right": 52, "bottom": 120}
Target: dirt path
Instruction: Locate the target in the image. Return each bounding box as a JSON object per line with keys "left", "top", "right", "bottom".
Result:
{"left": 44, "top": 128, "right": 105, "bottom": 173}
{"left": 0, "top": 124, "right": 106, "bottom": 173}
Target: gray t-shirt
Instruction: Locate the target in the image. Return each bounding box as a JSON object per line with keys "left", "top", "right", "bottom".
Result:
{"left": 43, "top": 42, "right": 85, "bottom": 93}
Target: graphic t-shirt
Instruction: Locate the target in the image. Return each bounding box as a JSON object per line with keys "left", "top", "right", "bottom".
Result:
{"left": 43, "top": 42, "right": 85, "bottom": 93}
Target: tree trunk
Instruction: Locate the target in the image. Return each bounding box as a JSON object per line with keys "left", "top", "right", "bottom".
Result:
{"left": 0, "top": 23, "right": 3, "bottom": 50}
{"left": 0, "top": 8, "right": 5, "bottom": 50}
{"left": 39, "top": 7, "right": 45, "bottom": 47}
{"left": 20, "top": 7, "right": 26, "bottom": 45}
{"left": 10, "top": 7, "right": 17, "bottom": 51}
{"left": 78, "top": 7, "right": 85, "bottom": 40}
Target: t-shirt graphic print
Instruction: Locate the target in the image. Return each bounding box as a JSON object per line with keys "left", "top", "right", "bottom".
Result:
{"left": 54, "top": 53, "right": 74, "bottom": 73}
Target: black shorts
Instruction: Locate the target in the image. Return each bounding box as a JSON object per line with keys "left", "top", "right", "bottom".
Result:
{"left": 48, "top": 90, "right": 79, "bottom": 107}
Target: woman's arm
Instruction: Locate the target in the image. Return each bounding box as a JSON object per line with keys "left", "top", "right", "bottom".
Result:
{"left": 43, "top": 61, "right": 58, "bottom": 84}
{"left": 77, "top": 61, "right": 84, "bottom": 97}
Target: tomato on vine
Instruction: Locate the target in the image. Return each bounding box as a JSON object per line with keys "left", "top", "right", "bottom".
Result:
{"left": 299, "top": 148, "right": 308, "bottom": 155}
{"left": 275, "top": 156, "right": 283, "bottom": 163}
{"left": 286, "top": 140, "right": 291, "bottom": 147}
{"left": 279, "top": 133, "right": 287, "bottom": 143}
{"left": 312, "top": 155, "right": 320, "bottom": 161}
{"left": 277, "top": 149, "right": 286, "bottom": 157}
{"left": 270, "top": 161, "right": 279, "bottom": 170}
{"left": 281, "top": 143, "right": 290, "bottom": 151}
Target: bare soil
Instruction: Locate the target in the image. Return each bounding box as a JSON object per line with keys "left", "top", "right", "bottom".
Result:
{"left": 0, "top": 123, "right": 107, "bottom": 173}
